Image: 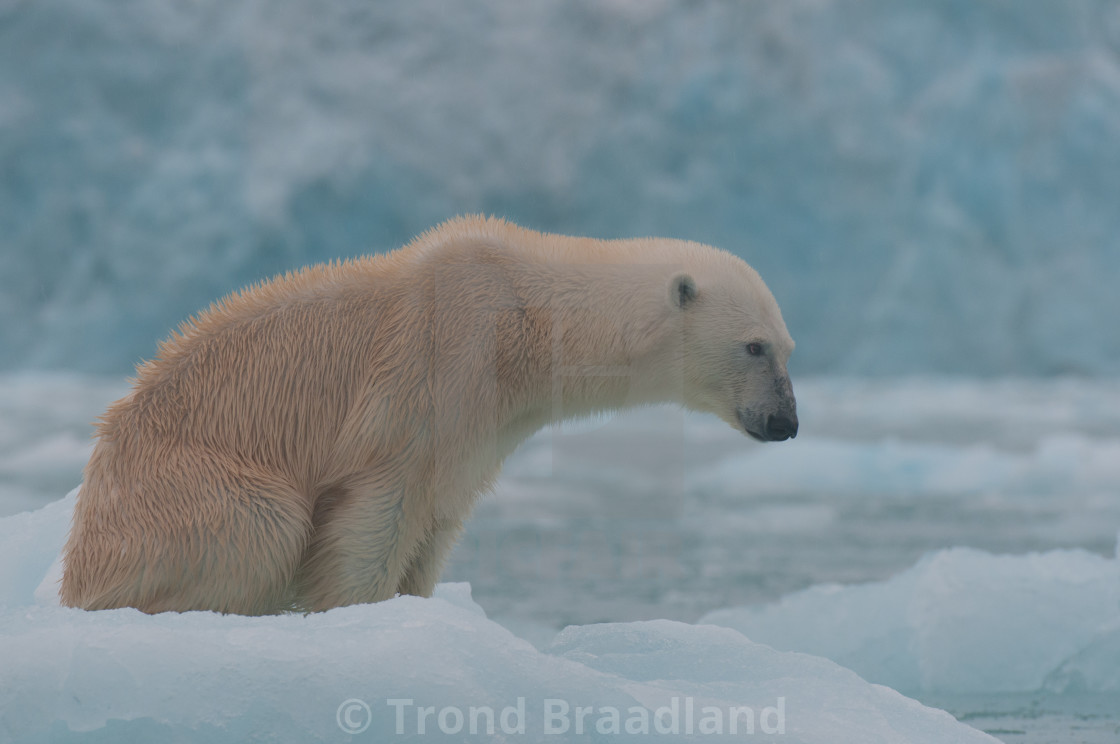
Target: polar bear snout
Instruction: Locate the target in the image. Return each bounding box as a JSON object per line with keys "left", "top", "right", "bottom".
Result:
{"left": 764, "top": 412, "right": 798, "bottom": 441}
{"left": 739, "top": 411, "right": 798, "bottom": 442}
{"left": 737, "top": 399, "right": 798, "bottom": 442}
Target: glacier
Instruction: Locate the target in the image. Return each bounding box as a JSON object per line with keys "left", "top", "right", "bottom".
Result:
{"left": 3, "top": 0, "right": 1120, "bottom": 375}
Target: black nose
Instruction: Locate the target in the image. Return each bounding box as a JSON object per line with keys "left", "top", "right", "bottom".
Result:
{"left": 765, "top": 414, "right": 798, "bottom": 441}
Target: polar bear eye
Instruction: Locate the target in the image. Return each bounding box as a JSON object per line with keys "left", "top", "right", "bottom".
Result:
{"left": 746, "top": 342, "right": 764, "bottom": 357}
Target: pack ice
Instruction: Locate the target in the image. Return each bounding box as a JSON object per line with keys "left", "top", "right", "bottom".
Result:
{"left": 0, "top": 491, "right": 1000, "bottom": 743}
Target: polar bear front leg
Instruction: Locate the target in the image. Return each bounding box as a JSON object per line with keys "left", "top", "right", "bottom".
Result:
{"left": 294, "top": 478, "right": 425, "bottom": 611}
{"left": 397, "top": 517, "right": 464, "bottom": 597}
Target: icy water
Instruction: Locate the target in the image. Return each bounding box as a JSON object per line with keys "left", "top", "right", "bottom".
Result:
{"left": 2, "top": 373, "right": 1118, "bottom": 743}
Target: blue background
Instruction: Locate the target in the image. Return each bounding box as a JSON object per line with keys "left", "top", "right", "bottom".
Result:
{"left": 3, "top": 0, "right": 1119, "bottom": 375}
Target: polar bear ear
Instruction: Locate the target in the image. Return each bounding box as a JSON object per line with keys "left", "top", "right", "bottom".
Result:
{"left": 671, "top": 274, "right": 697, "bottom": 308}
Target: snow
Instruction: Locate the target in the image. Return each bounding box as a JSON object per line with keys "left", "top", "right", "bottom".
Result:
{"left": 1044, "top": 625, "right": 1120, "bottom": 695}
{"left": 1, "top": 494, "right": 995, "bottom": 744}
{"left": 4, "top": 0, "right": 1120, "bottom": 376}
{"left": 701, "top": 547, "right": 1120, "bottom": 695}
{"left": 2, "top": 374, "right": 1119, "bottom": 741}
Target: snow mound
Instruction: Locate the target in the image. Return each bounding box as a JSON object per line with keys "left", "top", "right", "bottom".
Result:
{"left": 1043, "top": 625, "right": 1120, "bottom": 694}
{"left": 0, "top": 493, "right": 997, "bottom": 743}
{"left": 0, "top": 490, "right": 74, "bottom": 608}
{"left": 702, "top": 547, "right": 1120, "bottom": 695}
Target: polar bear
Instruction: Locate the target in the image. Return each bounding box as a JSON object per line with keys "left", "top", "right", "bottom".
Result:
{"left": 60, "top": 216, "right": 797, "bottom": 615}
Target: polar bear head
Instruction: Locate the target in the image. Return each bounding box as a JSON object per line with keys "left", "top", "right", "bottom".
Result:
{"left": 670, "top": 256, "right": 798, "bottom": 442}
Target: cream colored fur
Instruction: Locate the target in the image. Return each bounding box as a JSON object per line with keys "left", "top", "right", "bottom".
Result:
{"left": 60, "top": 216, "right": 795, "bottom": 614}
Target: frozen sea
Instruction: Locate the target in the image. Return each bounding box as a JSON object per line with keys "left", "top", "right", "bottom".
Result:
{"left": 1, "top": 373, "right": 1118, "bottom": 742}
